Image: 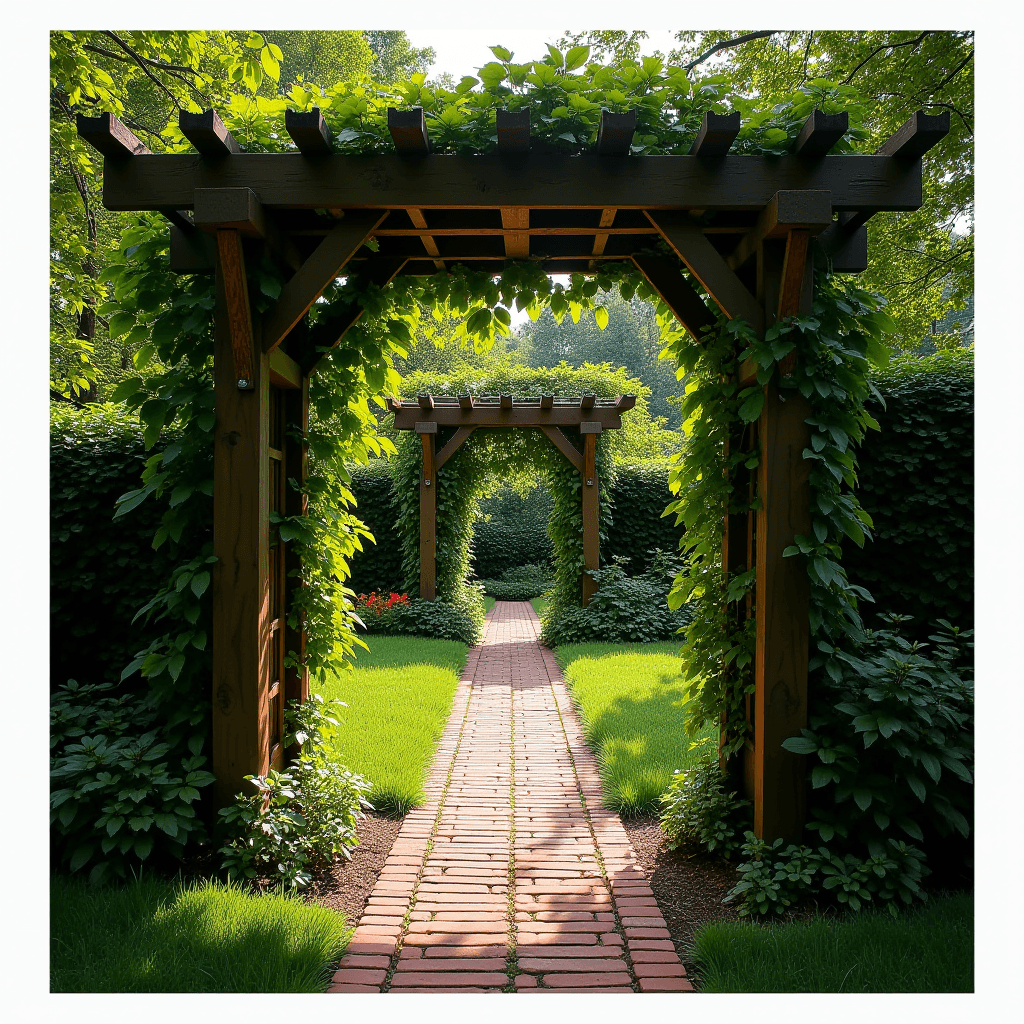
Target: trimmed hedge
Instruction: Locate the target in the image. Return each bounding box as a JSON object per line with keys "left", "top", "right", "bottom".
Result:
{"left": 605, "top": 463, "right": 682, "bottom": 574}
{"left": 348, "top": 462, "right": 404, "bottom": 595}
{"left": 50, "top": 404, "right": 200, "bottom": 689}
{"left": 472, "top": 485, "right": 553, "bottom": 578}
{"left": 844, "top": 351, "right": 973, "bottom": 635}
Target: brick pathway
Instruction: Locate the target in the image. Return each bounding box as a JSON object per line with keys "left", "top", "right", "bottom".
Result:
{"left": 328, "top": 601, "right": 693, "bottom": 993}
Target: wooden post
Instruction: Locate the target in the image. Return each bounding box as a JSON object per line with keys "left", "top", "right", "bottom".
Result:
{"left": 581, "top": 431, "right": 599, "bottom": 606}
{"left": 211, "top": 256, "right": 271, "bottom": 808}
{"left": 283, "top": 376, "right": 310, "bottom": 756}
{"left": 749, "top": 234, "right": 813, "bottom": 842}
{"left": 419, "top": 427, "right": 437, "bottom": 600}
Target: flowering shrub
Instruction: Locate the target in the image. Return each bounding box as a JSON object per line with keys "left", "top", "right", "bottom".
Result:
{"left": 355, "top": 591, "right": 410, "bottom": 619}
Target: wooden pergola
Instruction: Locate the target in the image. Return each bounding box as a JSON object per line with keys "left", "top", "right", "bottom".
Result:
{"left": 386, "top": 392, "right": 636, "bottom": 603}
{"left": 77, "top": 103, "right": 948, "bottom": 837}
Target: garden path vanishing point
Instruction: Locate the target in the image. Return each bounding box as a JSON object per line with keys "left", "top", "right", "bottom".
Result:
{"left": 328, "top": 600, "right": 693, "bottom": 993}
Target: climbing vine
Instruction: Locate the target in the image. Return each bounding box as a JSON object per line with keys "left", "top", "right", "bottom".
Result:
{"left": 662, "top": 274, "right": 898, "bottom": 755}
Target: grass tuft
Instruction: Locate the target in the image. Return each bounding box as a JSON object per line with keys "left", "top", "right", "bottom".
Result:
{"left": 691, "top": 893, "right": 974, "bottom": 992}
{"left": 555, "top": 642, "right": 714, "bottom": 815}
{"left": 315, "top": 635, "right": 467, "bottom": 814}
{"left": 50, "top": 874, "right": 351, "bottom": 992}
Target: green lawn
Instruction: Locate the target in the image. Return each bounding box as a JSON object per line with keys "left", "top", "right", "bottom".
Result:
{"left": 691, "top": 893, "right": 974, "bottom": 992}
{"left": 50, "top": 874, "right": 350, "bottom": 992}
{"left": 315, "top": 635, "right": 467, "bottom": 814}
{"left": 484, "top": 595, "right": 495, "bottom": 615}
{"left": 554, "top": 642, "right": 714, "bottom": 815}
{"left": 531, "top": 596, "right": 547, "bottom": 617}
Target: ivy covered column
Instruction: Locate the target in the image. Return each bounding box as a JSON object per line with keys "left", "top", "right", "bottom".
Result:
{"left": 748, "top": 235, "right": 814, "bottom": 843}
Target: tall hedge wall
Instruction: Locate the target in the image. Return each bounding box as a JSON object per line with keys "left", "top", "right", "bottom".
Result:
{"left": 472, "top": 486, "right": 554, "bottom": 578}
{"left": 50, "top": 404, "right": 202, "bottom": 689}
{"left": 347, "top": 461, "right": 404, "bottom": 595}
{"left": 844, "top": 350, "right": 973, "bottom": 634}
{"left": 604, "top": 463, "right": 682, "bottom": 573}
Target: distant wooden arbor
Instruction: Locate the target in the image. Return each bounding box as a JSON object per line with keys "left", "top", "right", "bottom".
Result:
{"left": 386, "top": 393, "right": 636, "bottom": 603}
{"left": 78, "top": 102, "right": 947, "bottom": 836}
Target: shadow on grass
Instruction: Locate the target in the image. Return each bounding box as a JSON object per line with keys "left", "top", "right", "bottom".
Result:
{"left": 51, "top": 874, "right": 350, "bottom": 993}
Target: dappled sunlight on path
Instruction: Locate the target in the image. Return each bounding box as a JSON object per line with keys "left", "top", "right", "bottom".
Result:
{"left": 327, "top": 601, "right": 692, "bottom": 993}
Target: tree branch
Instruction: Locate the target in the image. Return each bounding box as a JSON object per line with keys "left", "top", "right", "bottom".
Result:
{"left": 103, "top": 31, "right": 183, "bottom": 111}
{"left": 683, "top": 31, "right": 779, "bottom": 73}
{"left": 933, "top": 49, "right": 973, "bottom": 93}
{"left": 81, "top": 41, "right": 195, "bottom": 75}
{"left": 841, "top": 31, "right": 931, "bottom": 85}
{"left": 799, "top": 31, "right": 815, "bottom": 85}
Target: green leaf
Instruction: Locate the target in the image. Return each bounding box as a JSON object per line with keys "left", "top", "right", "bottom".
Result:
{"left": 781, "top": 736, "right": 818, "bottom": 755}
{"left": 489, "top": 45, "right": 513, "bottom": 62}
{"left": 594, "top": 306, "right": 609, "bottom": 330}
{"left": 738, "top": 390, "right": 765, "bottom": 423}
{"left": 190, "top": 571, "right": 211, "bottom": 598}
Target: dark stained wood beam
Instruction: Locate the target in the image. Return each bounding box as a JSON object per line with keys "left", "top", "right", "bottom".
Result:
{"left": 100, "top": 153, "right": 924, "bottom": 213}
{"left": 76, "top": 112, "right": 148, "bottom": 158}
{"left": 645, "top": 211, "right": 765, "bottom": 336}
{"left": 268, "top": 346, "right": 302, "bottom": 389}
{"left": 406, "top": 209, "right": 444, "bottom": 269}
{"left": 499, "top": 394, "right": 513, "bottom": 409}
{"left": 393, "top": 405, "right": 624, "bottom": 430}
{"left": 727, "top": 191, "right": 832, "bottom": 271}
{"left": 497, "top": 108, "right": 530, "bottom": 153}
{"left": 540, "top": 395, "right": 553, "bottom": 409}
{"left": 458, "top": 393, "right": 474, "bottom": 410}
{"left": 374, "top": 224, "right": 657, "bottom": 237}
{"left": 194, "top": 187, "right": 266, "bottom": 236}
{"left": 539, "top": 426, "right": 583, "bottom": 473}
{"left": 285, "top": 108, "right": 332, "bottom": 155}
{"left": 418, "top": 393, "right": 434, "bottom": 410}
{"left": 592, "top": 208, "right": 617, "bottom": 256}
{"left": 814, "top": 222, "right": 868, "bottom": 273}
{"left": 580, "top": 394, "right": 595, "bottom": 409}
{"left": 170, "top": 223, "right": 217, "bottom": 272}
{"left": 690, "top": 111, "right": 741, "bottom": 156}
{"left": 632, "top": 254, "right": 717, "bottom": 343}
{"left": 435, "top": 426, "right": 476, "bottom": 470}
{"left": 793, "top": 110, "right": 848, "bottom": 158}
{"left": 876, "top": 110, "right": 950, "bottom": 159}
{"left": 388, "top": 107, "right": 430, "bottom": 153}
{"left": 501, "top": 207, "right": 529, "bottom": 258}
{"left": 262, "top": 210, "right": 387, "bottom": 354}
{"left": 297, "top": 257, "right": 408, "bottom": 373}
{"left": 777, "top": 230, "right": 811, "bottom": 323}
{"left": 614, "top": 395, "right": 636, "bottom": 412}
{"left": 596, "top": 109, "right": 636, "bottom": 155}
{"left": 179, "top": 109, "right": 241, "bottom": 157}
{"left": 214, "top": 229, "right": 255, "bottom": 387}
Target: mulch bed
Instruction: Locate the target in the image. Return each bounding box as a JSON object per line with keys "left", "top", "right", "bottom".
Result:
{"left": 303, "top": 811, "right": 404, "bottom": 924}
{"left": 620, "top": 814, "right": 744, "bottom": 982}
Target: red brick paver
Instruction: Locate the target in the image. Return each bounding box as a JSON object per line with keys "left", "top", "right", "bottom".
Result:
{"left": 328, "top": 601, "right": 692, "bottom": 993}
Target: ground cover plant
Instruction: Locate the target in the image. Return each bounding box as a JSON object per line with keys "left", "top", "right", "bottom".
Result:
{"left": 50, "top": 873, "right": 351, "bottom": 993}
{"left": 476, "top": 563, "right": 552, "bottom": 601}
{"left": 313, "top": 636, "right": 467, "bottom": 814}
{"left": 555, "top": 642, "right": 716, "bottom": 814}
{"left": 689, "top": 892, "right": 972, "bottom": 992}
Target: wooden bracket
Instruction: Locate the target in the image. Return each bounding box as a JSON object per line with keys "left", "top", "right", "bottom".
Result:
{"left": 877, "top": 110, "right": 950, "bottom": 159}
{"left": 435, "top": 426, "right": 476, "bottom": 470}
{"left": 631, "top": 254, "right": 717, "bottom": 343}
{"left": 269, "top": 346, "right": 302, "bottom": 389}
{"left": 262, "top": 210, "right": 388, "bottom": 354}
{"left": 215, "top": 229, "right": 255, "bottom": 388}
{"left": 540, "top": 426, "right": 583, "bottom": 473}
{"left": 727, "top": 191, "right": 832, "bottom": 271}
{"left": 645, "top": 211, "right": 765, "bottom": 337}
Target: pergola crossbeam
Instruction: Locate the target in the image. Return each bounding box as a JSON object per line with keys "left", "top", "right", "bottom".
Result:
{"left": 286, "top": 108, "right": 333, "bottom": 155}
{"left": 180, "top": 109, "right": 242, "bottom": 158}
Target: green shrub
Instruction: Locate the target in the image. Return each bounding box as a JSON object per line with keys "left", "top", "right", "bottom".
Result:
{"left": 50, "top": 404, "right": 201, "bottom": 689}
{"left": 361, "top": 595, "right": 483, "bottom": 645}
{"left": 50, "top": 679, "right": 214, "bottom": 884}
{"left": 843, "top": 351, "right": 973, "bottom": 636}
{"left": 347, "top": 461, "right": 404, "bottom": 594}
{"left": 477, "top": 563, "right": 553, "bottom": 601}
{"left": 540, "top": 551, "right": 691, "bottom": 645}
{"left": 660, "top": 749, "right": 750, "bottom": 857}
{"left": 218, "top": 696, "right": 372, "bottom": 888}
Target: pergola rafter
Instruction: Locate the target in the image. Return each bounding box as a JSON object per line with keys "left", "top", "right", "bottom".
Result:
{"left": 77, "top": 102, "right": 948, "bottom": 838}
